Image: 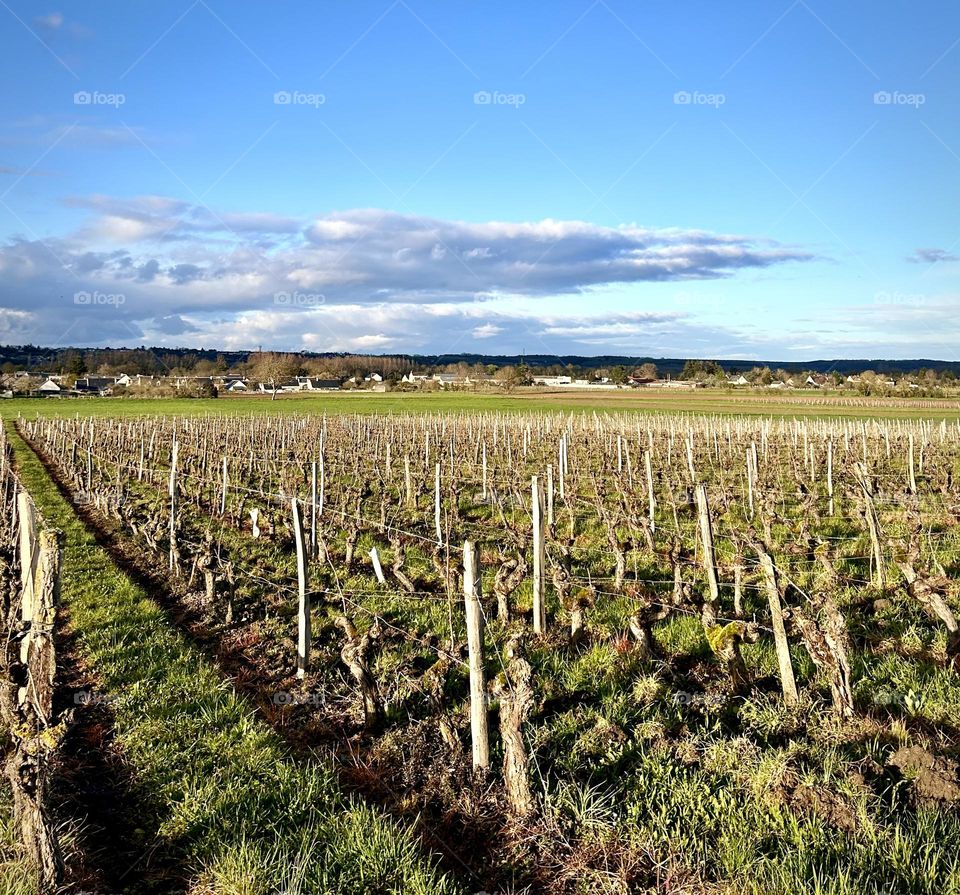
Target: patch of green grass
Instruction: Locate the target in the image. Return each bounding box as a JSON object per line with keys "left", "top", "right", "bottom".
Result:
{"left": 6, "top": 422, "right": 461, "bottom": 895}
{"left": 0, "top": 779, "right": 35, "bottom": 895}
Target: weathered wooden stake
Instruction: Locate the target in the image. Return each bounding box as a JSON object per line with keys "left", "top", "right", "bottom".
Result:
{"left": 695, "top": 484, "right": 720, "bottom": 605}
{"left": 310, "top": 460, "right": 318, "bottom": 549}
{"left": 546, "top": 463, "right": 554, "bottom": 528}
{"left": 369, "top": 546, "right": 386, "bottom": 584}
{"left": 531, "top": 475, "right": 546, "bottom": 634}
{"left": 908, "top": 433, "right": 917, "bottom": 495}
{"left": 17, "top": 491, "right": 37, "bottom": 621}
{"left": 434, "top": 462, "right": 442, "bottom": 543}
{"left": 168, "top": 438, "right": 178, "bottom": 573}
{"left": 292, "top": 497, "right": 310, "bottom": 678}
{"left": 644, "top": 449, "right": 656, "bottom": 533}
{"left": 481, "top": 442, "right": 488, "bottom": 500}
{"left": 827, "top": 437, "right": 834, "bottom": 516}
{"left": 463, "top": 541, "right": 489, "bottom": 771}
{"left": 755, "top": 543, "right": 799, "bottom": 705}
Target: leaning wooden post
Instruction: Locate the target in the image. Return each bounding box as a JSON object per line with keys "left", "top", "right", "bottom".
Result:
{"left": 368, "top": 546, "right": 386, "bottom": 585}
{"left": 168, "top": 437, "right": 178, "bottom": 574}
{"left": 463, "top": 541, "right": 490, "bottom": 771}
{"left": 695, "top": 483, "right": 720, "bottom": 608}
{"left": 531, "top": 475, "right": 546, "bottom": 634}
{"left": 755, "top": 543, "right": 798, "bottom": 705}
{"left": 292, "top": 497, "right": 310, "bottom": 679}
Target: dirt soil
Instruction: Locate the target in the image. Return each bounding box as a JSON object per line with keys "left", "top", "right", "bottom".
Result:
{"left": 888, "top": 745, "right": 960, "bottom": 804}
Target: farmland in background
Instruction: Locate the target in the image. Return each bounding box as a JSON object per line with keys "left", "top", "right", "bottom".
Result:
{"left": 5, "top": 388, "right": 960, "bottom": 421}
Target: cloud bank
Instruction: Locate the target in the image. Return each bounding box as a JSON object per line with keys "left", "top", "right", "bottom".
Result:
{"left": 0, "top": 195, "right": 820, "bottom": 353}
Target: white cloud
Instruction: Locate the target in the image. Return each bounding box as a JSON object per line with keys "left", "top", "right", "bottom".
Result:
{"left": 34, "top": 12, "right": 63, "bottom": 29}
{"left": 0, "top": 194, "right": 824, "bottom": 353}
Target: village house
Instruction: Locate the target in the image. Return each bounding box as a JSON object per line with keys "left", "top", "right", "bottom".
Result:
{"left": 74, "top": 376, "right": 118, "bottom": 396}
{"left": 532, "top": 375, "right": 573, "bottom": 387}
{"left": 35, "top": 378, "right": 62, "bottom": 395}
{"left": 298, "top": 377, "right": 341, "bottom": 391}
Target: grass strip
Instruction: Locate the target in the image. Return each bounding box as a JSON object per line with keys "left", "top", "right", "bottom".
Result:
{"left": 7, "top": 421, "right": 462, "bottom": 895}
{"left": 0, "top": 781, "right": 35, "bottom": 895}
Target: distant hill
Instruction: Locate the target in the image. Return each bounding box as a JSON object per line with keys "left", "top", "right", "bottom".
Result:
{"left": 1, "top": 344, "right": 958, "bottom": 377}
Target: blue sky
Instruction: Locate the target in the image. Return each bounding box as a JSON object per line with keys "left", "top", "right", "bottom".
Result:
{"left": 1, "top": 0, "right": 958, "bottom": 360}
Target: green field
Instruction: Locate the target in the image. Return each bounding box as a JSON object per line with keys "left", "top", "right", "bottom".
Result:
{"left": 4, "top": 388, "right": 960, "bottom": 421}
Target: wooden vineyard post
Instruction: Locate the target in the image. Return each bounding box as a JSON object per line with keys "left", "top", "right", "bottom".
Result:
{"left": 168, "top": 437, "right": 178, "bottom": 574}
{"left": 644, "top": 450, "right": 656, "bottom": 533}
{"left": 531, "top": 475, "right": 547, "bottom": 634}
{"left": 220, "top": 456, "right": 228, "bottom": 516}
{"left": 908, "top": 433, "right": 917, "bottom": 495}
{"left": 695, "top": 484, "right": 720, "bottom": 608}
{"left": 733, "top": 561, "right": 743, "bottom": 617}
{"left": 26, "top": 528, "right": 63, "bottom": 724}
{"left": 463, "top": 541, "right": 489, "bottom": 771}
{"left": 318, "top": 449, "right": 326, "bottom": 518}
{"left": 404, "top": 455, "right": 413, "bottom": 507}
{"left": 292, "top": 497, "right": 311, "bottom": 679}
{"left": 18, "top": 491, "right": 37, "bottom": 622}
{"left": 481, "top": 443, "right": 488, "bottom": 501}
{"left": 755, "top": 543, "right": 798, "bottom": 705}
{"left": 310, "top": 460, "right": 318, "bottom": 550}
{"left": 558, "top": 435, "right": 566, "bottom": 501}
{"left": 746, "top": 447, "right": 755, "bottom": 519}
{"left": 434, "top": 462, "right": 442, "bottom": 543}
{"left": 369, "top": 546, "right": 386, "bottom": 584}
{"left": 546, "top": 464, "right": 554, "bottom": 528}
{"left": 827, "top": 437, "right": 834, "bottom": 516}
